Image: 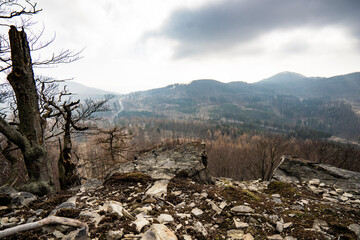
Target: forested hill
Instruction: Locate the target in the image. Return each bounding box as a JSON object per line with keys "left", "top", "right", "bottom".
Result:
{"left": 254, "top": 71, "right": 360, "bottom": 99}
{"left": 66, "top": 71, "right": 360, "bottom": 140}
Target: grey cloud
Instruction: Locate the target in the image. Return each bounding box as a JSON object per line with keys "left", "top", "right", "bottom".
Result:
{"left": 153, "top": 0, "right": 360, "bottom": 58}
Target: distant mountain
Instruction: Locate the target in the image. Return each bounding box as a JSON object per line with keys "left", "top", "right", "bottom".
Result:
{"left": 58, "top": 81, "right": 120, "bottom": 100}
{"left": 61, "top": 72, "right": 360, "bottom": 140}
{"left": 117, "top": 72, "right": 360, "bottom": 140}
{"left": 255, "top": 72, "right": 360, "bottom": 99}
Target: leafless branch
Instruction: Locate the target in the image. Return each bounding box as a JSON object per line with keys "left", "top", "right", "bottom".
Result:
{"left": 0, "top": 0, "right": 41, "bottom": 20}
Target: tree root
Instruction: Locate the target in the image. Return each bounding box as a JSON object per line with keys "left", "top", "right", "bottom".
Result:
{"left": 0, "top": 216, "right": 88, "bottom": 238}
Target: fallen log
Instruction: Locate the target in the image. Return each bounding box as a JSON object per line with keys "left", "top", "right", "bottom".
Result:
{"left": 0, "top": 216, "right": 88, "bottom": 238}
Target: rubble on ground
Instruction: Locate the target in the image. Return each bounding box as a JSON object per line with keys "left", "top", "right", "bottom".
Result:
{"left": 0, "top": 144, "right": 359, "bottom": 239}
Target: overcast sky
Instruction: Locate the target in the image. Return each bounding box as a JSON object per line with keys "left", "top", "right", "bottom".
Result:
{"left": 27, "top": 0, "right": 360, "bottom": 93}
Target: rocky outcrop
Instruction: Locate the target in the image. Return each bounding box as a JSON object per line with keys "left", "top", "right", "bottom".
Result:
{"left": 272, "top": 155, "right": 360, "bottom": 192}
{"left": 106, "top": 142, "right": 213, "bottom": 184}
{"left": 1, "top": 172, "right": 360, "bottom": 239}
{"left": 1, "top": 149, "right": 360, "bottom": 239}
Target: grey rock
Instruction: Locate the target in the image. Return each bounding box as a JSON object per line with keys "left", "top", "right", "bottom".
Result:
{"left": 231, "top": 205, "right": 255, "bottom": 213}
{"left": 191, "top": 208, "right": 204, "bottom": 216}
{"left": 102, "top": 201, "right": 124, "bottom": 217}
{"left": 107, "top": 230, "right": 124, "bottom": 240}
{"left": 313, "top": 219, "right": 329, "bottom": 231}
{"left": 134, "top": 217, "right": 150, "bottom": 232}
{"left": 141, "top": 224, "right": 178, "bottom": 240}
{"left": 276, "top": 221, "right": 284, "bottom": 233}
{"left": 272, "top": 198, "right": 282, "bottom": 204}
{"left": 11, "top": 191, "right": 37, "bottom": 207}
{"left": 234, "top": 218, "right": 249, "bottom": 228}
{"left": 308, "top": 179, "right": 320, "bottom": 186}
{"left": 1, "top": 217, "right": 9, "bottom": 225}
{"left": 146, "top": 180, "right": 169, "bottom": 198}
{"left": 157, "top": 214, "right": 174, "bottom": 223}
{"left": 284, "top": 237, "right": 297, "bottom": 240}
{"left": 0, "top": 185, "right": 17, "bottom": 195}
{"left": 348, "top": 224, "right": 360, "bottom": 237}
{"left": 193, "top": 221, "right": 208, "bottom": 237}
{"left": 82, "top": 178, "right": 103, "bottom": 189}
{"left": 244, "top": 233, "right": 255, "bottom": 240}
{"left": 50, "top": 197, "right": 77, "bottom": 215}
{"left": 183, "top": 235, "right": 192, "bottom": 240}
{"left": 106, "top": 142, "right": 213, "bottom": 184}
{"left": 207, "top": 200, "right": 222, "bottom": 214}
{"left": 53, "top": 230, "right": 64, "bottom": 238}
{"left": 283, "top": 222, "right": 293, "bottom": 229}
{"left": 343, "top": 192, "right": 354, "bottom": 198}
{"left": 227, "top": 229, "right": 244, "bottom": 239}
{"left": 272, "top": 156, "right": 360, "bottom": 192}
{"left": 267, "top": 235, "right": 283, "bottom": 240}
{"left": 62, "top": 227, "right": 88, "bottom": 240}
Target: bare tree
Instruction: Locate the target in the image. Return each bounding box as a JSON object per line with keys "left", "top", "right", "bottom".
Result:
{"left": 0, "top": 2, "right": 81, "bottom": 193}
{"left": 42, "top": 91, "right": 110, "bottom": 190}
{"left": 95, "top": 126, "right": 133, "bottom": 163}
{"left": 249, "top": 134, "right": 287, "bottom": 181}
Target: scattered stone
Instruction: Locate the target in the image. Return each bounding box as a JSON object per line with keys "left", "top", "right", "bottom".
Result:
{"left": 272, "top": 194, "right": 281, "bottom": 198}
{"left": 329, "top": 190, "right": 338, "bottom": 196}
{"left": 81, "top": 178, "right": 103, "bottom": 189}
{"left": 193, "top": 221, "right": 208, "bottom": 237}
{"left": 284, "top": 237, "right": 297, "bottom": 240}
{"left": 157, "top": 214, "right": 174, "bottom": 223}
{"left": 183, "top": 235, "right": 192, "bottom": 240}
{"left": 53, "top": 230, "right": 64, "bottom": 238}
{"left": 62, "top": 227, "right": 88, "bottom": 240}
{"left": 207, "top": 200, "right": 222, "bottom": 214}
{"left": 231, "top": 205, "right": 255, "bottom": 214}
{"left": 191, "top": 208, "right": 204, "bottom": 216}
{"left": 276, "top": 221, "right": 284, "bottom": 233}
{"left": 348, "top": 223, "right": 360, "bottom": 236}
{"left": 134, "top": 217, "right": 150, "bottom": 232}
{"left": 107, "top": 230, "right": 124, "bottom": 240}
{"left": 11, "top": 191, "right": 37, "bottom": 207}
{"left": 1, "top": 217, "right": 9, "bottom": 225}
{"left": 343, "top": 192, "right": 354, "bottom": 198}
{"left": 313, "top": 219, "right": 329, "bottom": 231}
{"left": 0, "top": 186, "right": 17, "bottom": 195}
{"left": 234, "top": 218, "right": 249, "bottom": 228}
{"left": 146, "top": 180, "right": 169, "bottom": 198}
{"left": 103, "top": 201, "right": 124, "bottom": 217}
{"left": 141, "top": 224, "right": 178, "bottom": 240}
{"left": 244, "top": 233, "right": 255, "bottom": 240}
{"left": 8, "top": 217, "right": 18, "bottom": 223}
{"left": 267, "top": 234, "right": 283, "bottom": 240}
{"left": 176, "top": 213, "right": 191, "bottom": 219}
{"left": 283, "top": 222, "right": 293, "bottom": 229}
{"left": 323, "top": 197, "right": 338, "bottom": 203}
{"left": 227, "top": 229, "right": 244, "bottom": 239}
{"left": 219, "top": 201, "right": 227, "bottom": 209}
{"left": 308, "top": 179, "right": 320, "bottom": 186}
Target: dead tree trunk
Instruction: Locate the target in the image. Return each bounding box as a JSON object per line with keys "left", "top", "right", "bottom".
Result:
{"left": 58, "top": 102, "right": 81, "bottom": 190}
{"left": 3, "top": 26, "right": 52, "bottom": 193}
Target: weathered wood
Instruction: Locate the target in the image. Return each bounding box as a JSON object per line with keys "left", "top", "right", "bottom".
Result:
{"left": 0, "top": 216, "right": 88, "bottom": 238}
{"left": 5, "top": 26, "right": 52, "bottom": 187}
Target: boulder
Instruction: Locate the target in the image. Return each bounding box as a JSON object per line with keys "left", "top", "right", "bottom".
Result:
{"left": 141, "top": 224, "right": 178, "bottom": 240}
{"left": 272, "top": 156, "right": 360, "bottom": 192}
{"left": 106, "top": 142, "right": 213, "bottom": 184}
